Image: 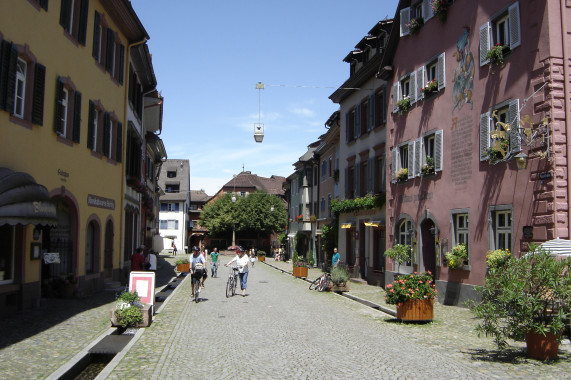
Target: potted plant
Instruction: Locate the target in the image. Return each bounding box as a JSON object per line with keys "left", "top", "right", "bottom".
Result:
{"left": 111, "top": 291, "right": 146, "bottom": 328}
{"left": 257, "top": 250, "right": 266, "bottom": 262}
{"left": 485, "top": 137, "right": 510, "bottom": 163}
{"left": 420, "top": 156, "right": 435, "bottom": 176}
{"left": 175, "top": 258, "right": 190, "bottom": 273}
{"left": 421, "top": 79, "right": 438, "bottom": 96}
{"left": 309, "top": 214, "right": 317, "bottom": 223}
{"left": 485, "top": 248, "right": 511, "bottom": 269}
{"left": 485, "top": 43, "right": 509, "bottom": 66}
{"left": 296, "top": 214, "right": 304, "bottom": 223}
{"left": 431, "top": 0, "right": 450, "bottom": 23}
{"left": 384, "top": 243, "right": 412, "bottom": 274}
{"left": 385, "top": 271, "right": 437, "bottom": 321}
{"left": 292, "top": 252, "right": 308, "bottom": 278}
{"left": 330, "top": 265, "right": 350, "bottom": 292}
{"left": 445, "top": 243, "right": 468, "bottom": 269}
{"left": 396, "top": 96, "right": 411, "bottom": 115}
{"left": 469, "top": 248, "right": 571, "bottom": 360}
{"left": 407, "top": 17, "right": 424, "bottom": 35}
{"left": 395, "top": 168, "right": 408, "bottom": 182}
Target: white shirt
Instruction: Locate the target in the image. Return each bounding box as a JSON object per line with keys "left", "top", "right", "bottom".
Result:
{"left": 230, "top": 254, "right": 249, "bottom": 273}
{"left": 148, "top": 254, "right": 157, "bottom": 270}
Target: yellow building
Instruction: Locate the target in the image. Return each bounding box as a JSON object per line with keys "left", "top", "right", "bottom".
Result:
{"left": 0, "top": 0, "right": 151, "bottom": 313}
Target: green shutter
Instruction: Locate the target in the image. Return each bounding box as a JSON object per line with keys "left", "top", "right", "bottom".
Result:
{"left": 92, "top": 11, "right": 100, "bottom": 60}
{"left": 54, "top": 77, "right": 64, "bottom": 135}
{"left": 59, "top": 0, "right": 71, "bottom": 31}
{"left": 0, "top": 42, "right": 17, "bottom": 113}
{"left": 78, "top": 0, "right": 89, "bottom": 45}
{"left": 116, "top": 122, "right": 123, "bottom": 162}
{"left": 72, "top": 91, "right": 81, "bottom": 143}
{"left": 32, "top": 63, "right": 46, "bottom": 125}
{"left": 105, "top": 29, "right": 114, "bottom": 73}
{"left": 87, "top": 100, "right": 95, "bottom": 149}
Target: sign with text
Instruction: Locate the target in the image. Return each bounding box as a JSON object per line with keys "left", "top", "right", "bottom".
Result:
{"left": 129, "top": 271, "right": 155, "bottom": 306}
{"left": 43, "top": 252, "right": 60, "bottom": 264}
{"left": 87, "top": 194, "right": 115, "bottom": 210}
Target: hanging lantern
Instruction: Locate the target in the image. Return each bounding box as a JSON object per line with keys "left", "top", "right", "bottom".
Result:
{"left": 254, "top": 123, "right": 264, "bottom": 143}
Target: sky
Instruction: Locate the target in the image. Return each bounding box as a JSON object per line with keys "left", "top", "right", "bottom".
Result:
{"left": 130, "top": 0, "right": 399, "bottom": 195}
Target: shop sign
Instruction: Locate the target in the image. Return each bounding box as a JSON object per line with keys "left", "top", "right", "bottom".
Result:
{"left": 87, "top": 194, "right": 115, "bottom": 210}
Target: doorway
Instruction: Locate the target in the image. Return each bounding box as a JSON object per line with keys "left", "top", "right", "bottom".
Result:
{"left": 420, "top": 219, "right": 436, "bottom": 274}
{"left": 104, "top": 220, "right": 114, "bottom": 279}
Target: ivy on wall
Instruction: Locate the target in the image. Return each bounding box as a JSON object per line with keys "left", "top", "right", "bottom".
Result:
{"left": 330, "top": 193, "right": 386, "bottom": 216}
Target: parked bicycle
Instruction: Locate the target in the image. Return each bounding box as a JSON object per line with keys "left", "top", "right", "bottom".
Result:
{"left": 192, "top": 263, "right": 205, "bottom": 302}
{"left": 309, "top": 272, "right": 331, "bottom": 292}
{"left": 226, "top": 266, "right": 239, "bottom": 298}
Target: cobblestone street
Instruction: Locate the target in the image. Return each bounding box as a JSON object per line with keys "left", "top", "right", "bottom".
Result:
{"left": 1, "top": 254, "right": 570, "bottom": 379}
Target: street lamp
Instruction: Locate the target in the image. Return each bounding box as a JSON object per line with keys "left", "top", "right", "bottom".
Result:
{"left": 231, "top": 174, "right": 237, "bottom": 246}
{"left": 254, "top": 82, "right": 264, "bottom": 143}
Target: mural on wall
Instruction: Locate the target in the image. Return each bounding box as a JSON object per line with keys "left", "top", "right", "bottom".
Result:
{"left": 452, "top": 28, "right": 475, "bottom": 114}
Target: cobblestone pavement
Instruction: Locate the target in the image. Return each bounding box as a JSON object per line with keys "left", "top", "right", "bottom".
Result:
{"left": 0, "top": 254, "right": 570, "bottom": 379}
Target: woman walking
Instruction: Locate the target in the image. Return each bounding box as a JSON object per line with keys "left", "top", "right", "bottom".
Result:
{"left": 225, "top": 247, "right": 250, "bottom": 296}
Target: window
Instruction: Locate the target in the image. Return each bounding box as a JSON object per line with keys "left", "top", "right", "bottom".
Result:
{"left": 167, "top": 171, "right": 177, "bottom": 178}
{"left": 479, "top": 2, "right": 521, "bottom": 66}
{"left": 489, "top": 207, "right": 512, "bottom": 250}
{"left": 451, "top": 211, "right": 469, "bottom": 250}
{"left": 345, "top": 107, "right": 359, "bottom": 142}
{"left": 416, "top": 53, "right": 446, "bottom": 100}
{"left": 128, "top": 64, "right": 144, "bottom": 120}
{"left": 373, "top": 229, "right": 386, "bottom": 270}
{"left": 411, "top": 130, "right": 443, "bottom": 177}
{"left": 327, "top": 194, "right": 332, "bottom": 217}
{"left": 392, "top": 72, "right": 417, "bottom": 113}
{"left": 92, "top": 11, "right": 125, "bottom": 83}
{"left": 54, "top": 77, "right": 81, "bottom": 143}
{"left": 400, "top": 0, "right": 435, "bottom": 36}
{"left": 0, "top": 41, "right": 46, "bottom": 126}
{"left": 329, "top": 156, "right": 332, "bottom": 177}
{"left": 397, "top": 219, "right": 413, "bottom": 266}
{"left": 168, "top": 203, "right": 180, "bottom": 212}
{"left": 59, "top": 0, "right": 89, "bottom": 45}
{"left": 374, "top": 155, "right": 385, "bottom": 193}
{"left": 480, "top": 99, "right": 521, "bottom": 161}
{"left": 0, "top": 225, "right": 14, "bottom": 284}
{"left": 374, "top": 86, "right": 387, "bottom": 128}
{"left": 360, "top": 160, "right": 368, "bottom": 197}
{"left": 166, "top": 184, "right": 180, "bottom": 193}
{"left": 160, "top": 220, "right": 179, "bottom": 230}
{"left": 189, "top": 204, "right": 198, "bottom": 211}
{"left": 125, "top": 125, "right": 142, "bottom": 180}
{"left": 346, "top": 165, "right": 355, "bottom": 199}
{"left": 391, "top": 143, "right": 410, "bottom": 182}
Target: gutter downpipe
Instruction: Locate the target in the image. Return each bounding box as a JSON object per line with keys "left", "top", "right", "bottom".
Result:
{"left": 561, "top": 0, "right": 571, "bottom": 239}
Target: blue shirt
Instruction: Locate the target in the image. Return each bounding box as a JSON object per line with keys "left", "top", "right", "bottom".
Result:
{"left": 191, "top": 254, "right": 205, "bottom": 270}
{"left": 332, "top": 252, "right": 340, "bottom": 266}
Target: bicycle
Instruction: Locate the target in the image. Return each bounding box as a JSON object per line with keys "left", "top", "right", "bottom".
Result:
{"left": 192, "top": 263, "right": 205, "bottom": 302}
{"left": 226, "top": 266, "right": 239, "bottom": 298}
{"left": 309, "top": 272, "right": 331, "bottom": 292}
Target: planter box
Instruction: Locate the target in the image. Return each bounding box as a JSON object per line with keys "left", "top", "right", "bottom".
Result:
{"left": 292, "top": 266, "right": 308, "bottom": 278}
{"left": 330, "top": 282, "right": 350, "bottom": 292}
{"left": 258, "top": 256, "right": 266, "bottom": 262}
{"left": 525, "top": 331, "right": 559, "bottom": 361}
{"left": 176, "top": 263, "right": 190, "bottom": 273}
{"left": 110, "top": 303, "right": 152, "bottom": 328}
{"left": 396, "top": 299, "right": 434, "bottom": 322}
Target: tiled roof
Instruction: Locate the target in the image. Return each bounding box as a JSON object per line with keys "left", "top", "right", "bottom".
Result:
{"left": 220, "top": 171, "right": 285, "bottom": 196}
{"left": 190, "top": 190, "right": 211, "bottom": 203}
{"left": 158, "top": 159, "right": 190, "bottom": 201}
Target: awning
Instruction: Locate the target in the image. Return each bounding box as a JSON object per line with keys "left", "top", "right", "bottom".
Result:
{"left": 538, "top": 238, "right": 571, "bottom": 257}
{"left": 0, "top": 168, "right": 57, "bottom": 226}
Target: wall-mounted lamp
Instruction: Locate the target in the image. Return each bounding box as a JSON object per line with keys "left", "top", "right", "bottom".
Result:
{"left": 33, "top": 226, "right": 41, "bottom": 240}
{"left": 515, "top": 152, "right": 528, "bottom": 170}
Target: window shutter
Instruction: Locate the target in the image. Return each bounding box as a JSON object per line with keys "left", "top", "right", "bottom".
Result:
{"left": 92, "top": 12, "right": 100, "bottom": 60}
{"left": 423, "top": 0, "right": 434, "bottom": 21}
{"left": 435, "top": 130, "right": 443, "bottom": 172}
{"left": 480, "top": 112, "right": 491, "bottom": 161}
{"left": 408, "top": 141, "right": 415, "bottom": 179}
{"left": 118, "top": 44, "right": 125, "bottom": 84}
{"left": 355, "top": 104, "right": 361, "bottom": 138}
{"left": 479, "top": 22, "right": 490, "bottom": 66}
{"left": 400, "top": 7, "right": 411, "bottom": 36}
{"left": 40, "top": 0, "right": 48, "bottom": 11}
{"left": 116, "top": 121, "right": 123, "bottom": 163}
{"left": 72, "top": 91, "right": 81, "bottom": 143}
{"left": 354, "top": 163, "right": 360, "bottom": 198}
{"left": 437, "top": 53, "right": 446, "bottom": 90}
{"left": 382, "top": 86, "right": 387, "bottom": 124}
{"left": 344, "top": 167, "right": 349, "bottom": 198}
{"left": 368, "top": 157, "right": 374, "bottom": 194}
{"left": 59, "top": 0, "right": 71, "bottom": 30}
{"left": 409, "top": 71, "right": 417, "bottom": 104}
{"left": 368, "top": 94, "right": 375, "bottom": 131}
{"left": 417, "top": 66, "right": 425, "bottom": 100}
{"left": 392, "top": 148, "right": 399, "bottom": 183}
{"left": 414, "top": 138, "right": 422, "bottom": 177}
{"left": 0, "top": 42, "right": 17, "bottom": 112}
{"left": 508, "top": 99, "right": 521, "bottom": 154}
{"left": 508, "top": 2, "right": 521, "bottom": 49}
{"left": 345, "top": 111, "right": 350, "bottom": 142}
{"left": 78, "top": 0, "right": 89, "bottom": 45}
{"left": 31, "top": 63, "right": 46, "bottom": 125}
{"left": 54, "top": 77, "right": 64, "bottom": 135}
{"left": 103, "top": 112, "right": 110, "bottom": 157}
{"left": 105, "top": 29, "right": 114, "bottom": 73}
{"left": 392, "top": 82, "right": 400, "bottom": 113}
{"left": 87, "top": 100, "right": 95, "bottom": 149}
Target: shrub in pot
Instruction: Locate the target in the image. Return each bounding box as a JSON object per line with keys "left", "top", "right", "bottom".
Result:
{"left": 114, "top": 291, "right": 144, "bottom": 328}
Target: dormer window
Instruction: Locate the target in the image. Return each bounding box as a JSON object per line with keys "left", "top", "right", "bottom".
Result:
{"left": 167, "top": 171, "right": 176, "bottom": 178}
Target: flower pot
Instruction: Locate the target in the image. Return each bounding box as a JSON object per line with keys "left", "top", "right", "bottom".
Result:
{"left": 293, "top": 266, "right": 308, "bottom": 278}
{"left": 177, "top": 263, "right": 190, "bottom": 273}
{"left": 258, "top": 256, "right": 265, "bottom": 262}
{"left": 525, "top": 331, "right": 559, "bottom": 361}
{"left": 330, "top": 282, "right": 350, "bottom": 293}
{"left": 396, "top": 299, "right": 433, "bottom": 322}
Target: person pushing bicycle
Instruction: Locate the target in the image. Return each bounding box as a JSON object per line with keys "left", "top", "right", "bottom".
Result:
{"left": 191, "top": 246, "right": 206, "bottom": 297}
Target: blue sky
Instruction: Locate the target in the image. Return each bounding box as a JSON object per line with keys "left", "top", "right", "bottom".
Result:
{"left": 131, "top": 0, "right": 399, "bottom": 195}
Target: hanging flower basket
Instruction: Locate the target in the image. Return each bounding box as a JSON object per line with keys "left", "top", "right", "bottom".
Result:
{"left": 431, "top": 0, "right": 450, "bottom": 23}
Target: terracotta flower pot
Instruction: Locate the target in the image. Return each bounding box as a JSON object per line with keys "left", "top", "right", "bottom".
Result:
{"left": 396, "top": 299, "right": 434, "bottom": 322}
{"left": 525, "top": 331, "right": 559, "bottom": 361}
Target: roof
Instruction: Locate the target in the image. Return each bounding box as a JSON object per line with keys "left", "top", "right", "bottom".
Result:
{"left": 100, "top": 0, "right": 149, "bottom": 42}
{"left": 190, "top": 190, "right": 211, "bottom": 203}
{"left": 158, "top": 159, "right": 190, "bottom": 201}
{"left": 221, "top": 171, "right": 285, "bottom": 196}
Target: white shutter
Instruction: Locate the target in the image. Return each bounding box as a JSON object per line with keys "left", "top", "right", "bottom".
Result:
{"left": 424, "top": 0, "right": 434, "bottom": 21}
{"left": 408, "top": 141, "right": 416, "bottom": 179}
{"left": 434, "top": 130, "right": 443, "bottom": 172}
{"left": 480, "top": 112, "right": 491, "bottom": 161}
{"left": 392, "top": 82, "right": 400, "bottom": 113}
{"left": 508, "top": 2, "right": 521, "bottom": 49}
{"left": 414, "top": 138, "right": 422, "bottom": 177}
{"left": 400, "top": 7, "right": 411, "bottom": 36}
{"left": 409, "top": 71, "right": 417, "bottom": 104}
{"left": 417, "top": 66, "right": 425, "bottom": 100}
{"left": 437, "top": 52, "right": 446, "bottom": 90}
{"left": 479, "top": 22, "right": 491, "bottom": 66}
{"left": 508, "top": 99, "right": 522, "bottom": 154}
{"left": 391, "top": 148, "right": 399, "bottom": 182}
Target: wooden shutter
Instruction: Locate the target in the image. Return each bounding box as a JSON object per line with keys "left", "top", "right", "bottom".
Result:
{"left": 368, "top": 94, "right": 375, "bottom": 131}
{"left": 508, "top": 99, "right": 521, "bottom": 154}
{"left": 414, "top": 138, "right": 422, "bottom": 177}
{"left": 382, "top": 86, "right": 387, "bottom": 124}
{"left": 509, "top": 2, "right": 521, "bottom": 49}
{"left": 392, "top": 82, "right": 400, "bottom": 113}
{"left": 105, "top": 29, "right": 114, "bottom": 73}
{"left": 87, "top": 100, "right": 95, "bottom": 149}
{"left": 54, "top": 77, "right": 64, "bottom": 135}
{"left": 400, "top": 7, "right": 411, "bottom": 36}
{"left": 31, "top": 63, "right": 46, "bottom": 125}
{"left": 77, "top": 0, "right": 89, "bottom": 45}
{"left": 118, "top": 44, "right": 125, "bottom": 84}
{"left": 368, "top": 157, "right": 374, "bottom": 194}
{"left": 103, "top": 112, "right": 110, "bottom": 157}
{"left": 0, "top": 41, "right": 17, "bottom": 112}
{"left": 434, "top": 130, "right": 443, "bottom": 172}
{"left": 59, "top": 0, "right": 71, "bottom": 31}
{"left": 409, "top": 71, "right": 417, "bottom": 104}
{"left": 479, "top": 22, "right": 490, "bottom": 66}
{"left": 92, "top": 12, "right": 100, "bottom": 60}
{"left": 345, "top": 111, "right": 350, "bottom": 142}
{"left": 72, "top": 91, "right": 81, "bottom": 143}
{"left": 39, "top": 0, "right": 48, "bottom": 11}
{"left": 391, "top": 148, "right": 398, "bottom": 183}
{"left": 354, "top": 163, "right": 360, "bottom": 198}
{"left": 479, "top": 112, "right": 491, "bottom": 161}
{"left": 344, "top": 167, "right": 349, "bottom": 198}
{"left": 408, "top": 141, "right": 415, "bottom": 179}
{"left": 437, "top": 53, "right": 446, "bottom": 90}
{"left": 116, "top": 121, "right": 123, "bottom": 163}
{"left": 423, "top": 0, "right": 434, "bottom": 21}
{"left": 355, "top": 104, "right": 361, "bottom": 138}
{"left": 417, "top": 66, "right": 425, "bottom": 100}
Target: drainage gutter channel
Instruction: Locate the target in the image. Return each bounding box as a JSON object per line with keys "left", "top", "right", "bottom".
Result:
{"left": 263, "top": 261, "right": 396, "bottom": 317}
{"left": 47, "top": 273, "right": 190, "bottom": 380}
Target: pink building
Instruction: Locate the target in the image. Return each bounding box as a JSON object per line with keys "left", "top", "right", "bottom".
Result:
{"left": 383, "top": 0, "right": 567, "bottom": 304}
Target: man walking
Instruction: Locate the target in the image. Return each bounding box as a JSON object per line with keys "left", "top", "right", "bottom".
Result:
{"left": 210, "top": 248, "right": 220, "bottom": 277}
{"left": 332, "top": 247, "right": 341, "bottom": 268}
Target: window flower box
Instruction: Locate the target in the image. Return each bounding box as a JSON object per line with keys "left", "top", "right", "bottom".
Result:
{"left": 421, "top": 79, "right": 438, "bottom": 96}
{"left": 485, "top": 43, "right": 509, "bottom": 66}
{"left": 431, "top": 0, "right": 450, "bottom": 23}
{"left": 396, "top": 97, "right": 411, "bottom": 116}
{"left": 420, "top": 157, "right": 435, "bottom": 176}
{"left": 396, "top": 168, "right": 408, "bottom": 182}
{"left": 407, "top": 17, "right": 424, "bottom": 35}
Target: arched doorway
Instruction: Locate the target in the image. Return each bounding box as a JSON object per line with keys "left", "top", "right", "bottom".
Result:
{"left": 420, "top": 219, "right": 436, "bottom": 274}
{"left": 104, "top": 220, "right": 114, "bottom": 279}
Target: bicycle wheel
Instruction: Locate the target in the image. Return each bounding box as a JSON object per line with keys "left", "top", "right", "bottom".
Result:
{"left": 318, "top": 275, "right": 331, "bottom": 292}
{"left": 226, "top": 276, "right": 234, "bottom": 298}
{"left": 232, "top": 275, "right": 237, "bottom": 296}
{"left": 309, "top": 276, "right": 321, "bottom": 290}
